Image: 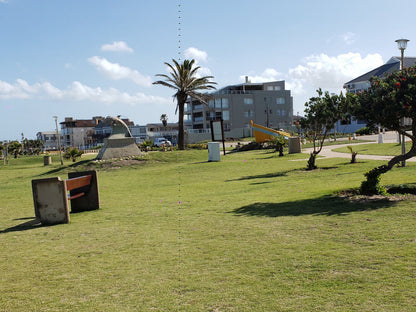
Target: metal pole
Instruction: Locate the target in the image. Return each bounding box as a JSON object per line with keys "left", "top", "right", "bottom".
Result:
{"left": 400, "top": 49, "right": 406, "bottom": 167}
{"left": 54, "top": 116, "right": 64, "bottom": 165}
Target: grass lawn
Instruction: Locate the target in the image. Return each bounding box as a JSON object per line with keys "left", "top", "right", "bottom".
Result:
{"left": 1, "top": 151, "right": 416, "bottom": 311}
{"left": 333, "top": 142, "right": 413, "bottom": 156}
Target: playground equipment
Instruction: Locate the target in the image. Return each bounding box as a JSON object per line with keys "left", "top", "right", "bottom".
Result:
{"left": 250, "top": 120, "right": 292, "bottom": 143}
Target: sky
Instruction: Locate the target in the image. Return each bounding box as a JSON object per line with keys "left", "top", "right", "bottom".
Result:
{"left": 1, "top": 0, "right": 416, "bottom": 140}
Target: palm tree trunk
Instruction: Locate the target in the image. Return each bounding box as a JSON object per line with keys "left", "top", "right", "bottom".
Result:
{"left": 177, "top": 93, "right": 187, "bottom": 150}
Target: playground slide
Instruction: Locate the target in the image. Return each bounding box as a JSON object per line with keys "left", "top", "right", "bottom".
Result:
{"left": 251, "top": 120, "right": 292, "bottom": 143}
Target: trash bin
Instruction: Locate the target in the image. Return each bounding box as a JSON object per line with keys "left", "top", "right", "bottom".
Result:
{"left": 208, "top": 142, "right": 220, "bottom": 162}
{"left": 43, "top": 155, "right": 52, "bottom": 166}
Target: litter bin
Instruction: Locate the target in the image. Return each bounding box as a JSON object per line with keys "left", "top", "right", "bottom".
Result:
{"left": 208, "top": 142, "right": 220, "bottom": 162}
{"left": 43, "top": 155, "right": 52, "bottom": 166}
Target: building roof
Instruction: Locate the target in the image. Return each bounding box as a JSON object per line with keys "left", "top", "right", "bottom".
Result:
{"left": 344, "top": 56, "right": 416, "bottom": 86}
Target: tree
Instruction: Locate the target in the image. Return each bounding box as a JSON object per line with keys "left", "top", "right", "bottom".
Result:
{"left": 300, "top": 89, "right": 346, "bottom": 170}
{"left": 348, "top": 66, "right": 416, "bottom": 194}
{"left": 153, "top": 59, "right": 217, "bottom": 150}
{"left": 64, "top": 147, "right": 83, "bottom": 162}
{"left": 160, "top": 114, "right": 168, "bottom": 128}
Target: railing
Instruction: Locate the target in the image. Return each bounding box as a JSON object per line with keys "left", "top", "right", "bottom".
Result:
{"left": 187, "top": 129, "right": 211, "bottom": 134}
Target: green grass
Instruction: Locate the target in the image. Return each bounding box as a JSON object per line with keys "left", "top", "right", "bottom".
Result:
{"left": 301, "top": 139, "right": 371, "bottom": 149}
{"left": 333, "top": 142, "right": 412, "bottom": 156}
{"left": 1, "top": 150, "right": 416, "bottom": 311}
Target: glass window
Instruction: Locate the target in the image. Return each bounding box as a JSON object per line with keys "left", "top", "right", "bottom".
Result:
{"left": 276, "top": 97, "right": 285, "bottom": 104}
{"left": 221, "top": 98, "right": 229, "bottom": 108}
{"left": 215, "top": 99, "right": 222, "bottom": 108}
{"left": 244, "top": 98, "right": 253, "bottom": 105}
{"left": 274, "top": 86, "right": 281, "bottom": 91}
{"left": 208, "top": 100, "right": 214, "bottom": 108}
{"left": 222, "top": 110, "right": 230, "bottom": 121}
{"left": 266, "top": 86, "right": 274, "bottom": 91}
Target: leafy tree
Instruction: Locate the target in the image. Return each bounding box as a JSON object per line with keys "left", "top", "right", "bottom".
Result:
{"left": 300, "top": 89, "right": 346, "bottom": 170}
{"left": 64, "top": 147, "right": 83, "bottom": 162}
{"left": 153, "top": 59, "right": 217, "bottom": 150}
{"left": 7, "top": 141, "right": 22, "bottom": 158}
{"left": 348, "top": 66, "right": 416, "bottom": 194}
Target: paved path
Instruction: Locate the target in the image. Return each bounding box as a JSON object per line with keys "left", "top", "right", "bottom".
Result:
{"left": 302, "top": 131, "right": 416, "bottom": 162}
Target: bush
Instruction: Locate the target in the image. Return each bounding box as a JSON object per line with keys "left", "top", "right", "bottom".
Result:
{"left": 64, "top": 148, "right": 83, "bottom": 162}
{"left": 355, "top": 126, "right": 376, "bottom": 136}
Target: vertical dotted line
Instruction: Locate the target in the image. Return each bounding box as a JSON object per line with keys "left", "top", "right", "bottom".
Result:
{"left": 177, "top": 0, "right": 183, "bottom": 308}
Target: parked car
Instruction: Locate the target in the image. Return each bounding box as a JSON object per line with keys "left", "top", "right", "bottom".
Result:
{"left": 153, "top": 138, "right": 172, "bottom": 147}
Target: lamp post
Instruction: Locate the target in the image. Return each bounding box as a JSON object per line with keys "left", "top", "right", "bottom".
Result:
{"left": 53, "top": 116, "right": 64, "bottom": 165}
{"left": 395, "top": 38, "right": 409, "bottom": 167}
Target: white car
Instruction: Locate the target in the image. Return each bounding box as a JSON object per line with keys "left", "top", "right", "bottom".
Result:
{"left": 153, "top": 138, "right": 172, "bottom": 147}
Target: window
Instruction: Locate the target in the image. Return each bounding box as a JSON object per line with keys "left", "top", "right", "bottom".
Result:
{"left": 222, "top": 110, "right": 230, "bottom": 121}
{"left": 274, "top": 86, "right": 281, "bottom": 91}
{"left": 215, "top": 99, "right": 222, "bottom": 108}
{"left": 244, "top": 97, "right": 253, "bottom": 105}
{"left": 208, "top": 100, "right": 214, "bottom": 108}
{"left": 276, "top": 109, "right": 286, "bottom": 116}
{"left": 244, "top": 110, "right": 254, "bottom": 118}
{"left": 276, "top": 97, "right": 285, "bottom": 104}
{"left": 221, "top": 98, "right": 229, "bottom": 108}
{"left": 266, "top": 86, "right": 274, "bottom": 91}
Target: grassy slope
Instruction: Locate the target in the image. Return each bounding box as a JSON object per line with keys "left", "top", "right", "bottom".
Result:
{"left": 1, "top": 151, "right": 416, "bottom": 311}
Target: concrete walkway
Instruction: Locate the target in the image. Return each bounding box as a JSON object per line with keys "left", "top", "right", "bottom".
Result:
{"left": 302, "top": 132, "right": 416, "bottom": 162}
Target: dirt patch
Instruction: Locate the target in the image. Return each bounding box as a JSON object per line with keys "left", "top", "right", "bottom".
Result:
{"left": 86, "top": 158, "right": 147, "bottom": 170}
{"left": 337, "top": 188, "right": 416, "bottom": 203}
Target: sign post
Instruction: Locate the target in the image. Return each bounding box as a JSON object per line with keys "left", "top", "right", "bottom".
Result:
{"left": 210, "top": 119, "right": 226, "bottom": 155}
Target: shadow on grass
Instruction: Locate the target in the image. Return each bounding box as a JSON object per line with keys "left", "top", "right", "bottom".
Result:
{"left": 229, "top": 195, "right": 397, "bottom": 217}
{"left": 226, "top": 169, "right": 296, "bottom": 182}
{"left": 36, "top": 159, "right": 93, "bottom": 177}
{"left": 0, "top": 217, "right": 45, "bottom": 234}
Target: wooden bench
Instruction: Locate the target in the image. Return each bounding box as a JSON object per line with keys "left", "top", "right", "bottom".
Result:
{"left": 32, "top": 170, "right": 99, "bottom": 225}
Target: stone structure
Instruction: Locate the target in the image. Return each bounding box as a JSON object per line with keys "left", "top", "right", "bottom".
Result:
{"left": 96, "top": 116, "right": 141, "bottom": 160}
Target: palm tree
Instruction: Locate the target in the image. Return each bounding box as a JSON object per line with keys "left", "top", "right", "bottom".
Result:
{"left": 160, "top": 114, "right": 168, "bottom": 128}
{"left": 153, "top": 59, "right": 216, "bottom": 150}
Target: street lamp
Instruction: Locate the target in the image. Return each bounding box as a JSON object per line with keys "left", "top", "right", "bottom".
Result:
{"left": 395, "top": 38, "right": 409, "bottom": 167}
{"left": 53, "top": 116, "right": 64, "bottom": 165}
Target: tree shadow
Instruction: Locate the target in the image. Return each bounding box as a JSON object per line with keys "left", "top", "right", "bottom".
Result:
{"left": 0, "top": 217, "right": 46, "bottom": 234}
{"left": 229, "top": 195, "right": 397, "bottom": 217}
{"left": 36, "top": 159, "right": 93, "bottom": 177}
{"left": 226, "top": 169, "right": 296, "bottom": 182}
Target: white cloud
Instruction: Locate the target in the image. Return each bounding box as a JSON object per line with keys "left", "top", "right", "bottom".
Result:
{"left": 184, "top": 47, "right": 208, "bottom": 62}
{"left": 101, "top": 41, "right": 134, "bottom": 53}
{"left": 88, "top": 56, "right": 152, "bottom": 87}
{"left": 288, "top": 52, "right": 383, "bottom": 90}
{"left": 0, "top": 79, "right": 170, "bottom": 106}
{"left": 342, "top": 32, "right": 357, "bottom": 45}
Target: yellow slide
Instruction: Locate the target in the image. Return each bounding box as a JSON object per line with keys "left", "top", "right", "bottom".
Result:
{"left": 251, "top": 120, "right": 292, "bottom": 143}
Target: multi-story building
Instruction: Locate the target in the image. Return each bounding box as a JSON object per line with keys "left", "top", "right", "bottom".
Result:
{"left": 340, "top": 56, "right": 416, "bottom": 133}
{"left": 60, "top": 116, "right": 104, "bottom": 149}
{"left": 94, "top": 117, "right": 135, "bottom": 144}
{"left": 36, "top": 131, "right": 64, "bottom": 151}
{"left": 185, "top": 79, "right": 293, "bottom": 136}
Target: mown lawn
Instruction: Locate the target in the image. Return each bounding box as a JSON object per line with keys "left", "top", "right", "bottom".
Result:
{"left": 1, "top": 150, "right": 415, "bottom": 311}
{"left": 333, "top": 142, "right": 413, "bottom": 156}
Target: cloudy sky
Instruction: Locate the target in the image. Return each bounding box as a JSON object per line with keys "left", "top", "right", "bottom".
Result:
{"left": 1, "top": 0, "right": 416, "bottom": 140}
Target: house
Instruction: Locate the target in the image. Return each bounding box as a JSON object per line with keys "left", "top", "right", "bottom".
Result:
{"left": 94, "top": 117, "right": 135, "bottom": 144}
{"left": 146, "top": 123, "right": 179, "bottom": 144}
{"left": 340, "top": 56, "right": 416, "bottom": 133}
{"left": 36, "top": 131, "right": 64, "bottom": 151}
{"left": 185, "top": 78, "right": 293, "bottom": 139}
{"left": 60, "top": 116, "right": 104, "bottom": 149}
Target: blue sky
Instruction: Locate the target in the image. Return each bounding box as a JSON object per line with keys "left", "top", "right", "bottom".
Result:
{"left": 1, "top": 0, "right": 416, "bottom": 140}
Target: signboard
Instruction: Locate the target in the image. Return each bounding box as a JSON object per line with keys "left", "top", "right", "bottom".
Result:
{"left": 210, "top": 119, "right": 226, "bottom": 155}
